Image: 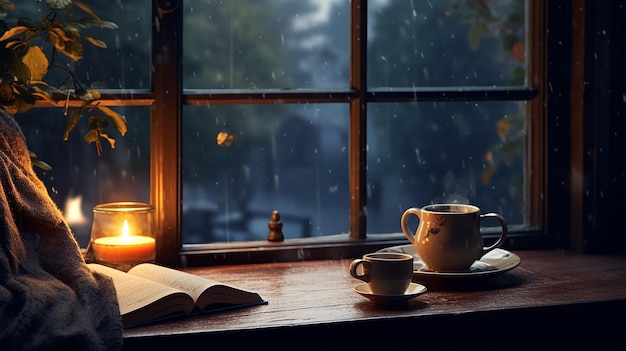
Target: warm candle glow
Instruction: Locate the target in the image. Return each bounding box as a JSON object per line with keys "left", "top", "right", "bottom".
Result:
{"left": 90, "top": 202, "right": 156, "bottom": 265}
{"left": 92, "top": 219, "right": 155, "bottom": 263}
{"left": 121, "top": 219, "right": 131, "bottom": 242}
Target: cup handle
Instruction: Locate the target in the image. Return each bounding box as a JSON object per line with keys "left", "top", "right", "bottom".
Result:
{"left": 480, "top": 213, "right": 508, "bottom": 255}
{"left": 349, "top": 259, "right": 371, "bottom": 282}
{"left": 401, "top": 208, "right": 422, "bottom": 245}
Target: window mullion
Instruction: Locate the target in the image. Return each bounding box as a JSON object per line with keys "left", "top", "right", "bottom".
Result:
{"left": 349, "top": 0, "right": 367, "bottom": 239}
{"left": 152, "top": 0, "right": 183, "bottom": 266}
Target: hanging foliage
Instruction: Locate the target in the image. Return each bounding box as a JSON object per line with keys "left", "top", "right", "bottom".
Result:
{"left": 0, "top": 0, "right": 125, "bottom": 161}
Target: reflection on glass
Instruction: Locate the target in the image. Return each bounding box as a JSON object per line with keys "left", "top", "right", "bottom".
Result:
{"left": 182, "top": 104, "right": 350, "bottom": 243}
{"left": 18, "top": 107, "right": 151, "bottom": 247}
{"left": 366, "top": 101, "right": 526, "bottom": 233}
{"left": 368, "top": 0, "right": 526, "bottom": 87}
{"left": 183, "top": 0, "right": 350, "bottom": 89}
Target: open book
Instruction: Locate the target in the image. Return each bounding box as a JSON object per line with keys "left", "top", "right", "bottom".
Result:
{"left": 89, "top": 263, "right": 267, "bottom": 328}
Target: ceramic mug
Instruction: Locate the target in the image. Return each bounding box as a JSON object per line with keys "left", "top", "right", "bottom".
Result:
{"left": 349, "top": 252, "right": 414, "bottom": 295}
{"left": 401, "top": 204, "right": 507, "bottom": 272}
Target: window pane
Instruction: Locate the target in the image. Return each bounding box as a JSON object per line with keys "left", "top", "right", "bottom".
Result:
{"left": 18, "top": 107, "right": 151, "bottom": 248}
{"left": 368, "top": 0, "right": 526, "bottom": 87}
{"left": 183, "top": 0, "right": 350, "bottom": 89}
{"left": 182, "top": 104, "right": 350, "bottom": 243}
{"left": 8, "top": 1, "right": 151, "bottom": 90}
{"left": 366, "top": 101, "right": 526, "bottom": 234}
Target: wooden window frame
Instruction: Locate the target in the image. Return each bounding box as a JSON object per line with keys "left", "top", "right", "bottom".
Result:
{"left": 42, "top": 0, "right": 626, "bottom": 266}
{"left": 147, "top": 0, "right": 555, "bottom": 267}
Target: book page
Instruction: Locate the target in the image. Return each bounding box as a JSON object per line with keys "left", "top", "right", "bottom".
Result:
{"left": 127, "top": 263, "right": 224, "bottom": 302}
{"left": 88, "top": 263, "right": 194, "bottom": 316}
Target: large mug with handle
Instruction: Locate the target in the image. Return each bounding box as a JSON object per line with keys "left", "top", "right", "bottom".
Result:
{"left": 401, "top": 204, "right": 508, "bottom": 272}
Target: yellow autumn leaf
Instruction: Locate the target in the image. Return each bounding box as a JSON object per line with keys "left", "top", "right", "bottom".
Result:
{"left": 63, "top": 106, "right": 84, "bottom": 141}
{"left": 0, "top": 25, "right": 29, "bottom": 42}
{"left": 32, "top": 91, "right": 57, "bottom": 105}
{"left": 216, "top": 131, "right": 237, "bottom": 147}
{"left": 0, "top": 1, "right": 16, "bottom": 11}
{"left": 50, "top": 27, "right": 73, "bottom": 41}
{"left": 87, "top": 89, "right": 101, "bottom": 99}
{"left": 73, "top": 1, "right": 103, "bottom": 22}
{"left": 496, "top": 118, "right": 513, "bottom": 139}
{"left": 481, "top": 166, "right": 495, "bottom": 185}
{"left": 47, "top": 30, "right": 65, "bottom": 51}
{"left": 22, "top": 46, "right": 48, "bottom": 81}
{"left": 99, "top": 132, "right": 116, "bottom": 149}
{"left": 97, "top": 105, "right": 127, "bottom": 136}
{"left": 84, "top": 35, "right": 107, "bottom": 49}
{"left": 84, "top": 129, "right": 99, "bottom": 143}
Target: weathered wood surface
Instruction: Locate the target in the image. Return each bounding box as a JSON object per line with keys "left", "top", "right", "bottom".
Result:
{"left": 123, "top": 250, "right": 626, "bottom": 350}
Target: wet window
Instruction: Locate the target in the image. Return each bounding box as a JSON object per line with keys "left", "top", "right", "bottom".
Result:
{"left": 180, "top": 0, "right": 527, "bottom": 243}
{"left": 9, "top": 1, "right": 529, "bottom": 249}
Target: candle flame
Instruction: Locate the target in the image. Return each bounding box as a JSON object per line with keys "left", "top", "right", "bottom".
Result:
{"left": 121, "top": 219, "right": 131, "bottom": 243}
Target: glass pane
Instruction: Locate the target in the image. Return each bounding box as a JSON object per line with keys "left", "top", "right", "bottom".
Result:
{"left": 182, "top": 104, "right": 350, "bottom": 243}
{"left": 368, "top": 0, "right": 527, "bottom": 87}
{"left": 6, "top": 1, "right": 151, "bottom": 90}
{"left": 366, "top": 101, "right": 526, "bottom": 233}
{"left": 183, "top": 0, "right": 350, "bottom": 89}
{"left": 17, "top": 107, "right": 151, "bottom": 248}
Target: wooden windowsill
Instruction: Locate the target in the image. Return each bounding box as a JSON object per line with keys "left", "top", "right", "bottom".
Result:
{"left": 122, "top": 250, "right": 626, "bottom": 350}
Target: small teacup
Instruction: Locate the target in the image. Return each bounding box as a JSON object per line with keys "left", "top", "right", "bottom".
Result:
{"left": 401, "top": 203, "right": 508, "bottom": 272}
{"left": 349, "top": 252, "right": 414, "bottom": 295}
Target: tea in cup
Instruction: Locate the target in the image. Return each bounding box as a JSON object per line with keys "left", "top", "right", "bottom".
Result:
{"left": 349, "top": 252, "right": 414, "bottom": 295}
{"left": 400, "top": 203, "right": 507, "bottom": 272}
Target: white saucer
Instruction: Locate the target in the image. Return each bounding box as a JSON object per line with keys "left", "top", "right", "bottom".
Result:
{"left": 377, "top": 245, "right": 521, "bottom": 286}
{"left": 353, "top": 282, "right": 427, "bottom": 305}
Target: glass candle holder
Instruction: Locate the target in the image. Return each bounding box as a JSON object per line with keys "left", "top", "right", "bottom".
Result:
{"left": 90, "top": 202, "right": 156, "bottom": 269}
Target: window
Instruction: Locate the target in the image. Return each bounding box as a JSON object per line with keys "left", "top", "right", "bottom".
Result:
{"left": 14, "top": 1, "right": 152, "bottom": 249}
{"left": 173, "top": 0, "right": 541, "bottom": 266}
{"left": 24, "top": 0, "right": 624, "bottom": 265}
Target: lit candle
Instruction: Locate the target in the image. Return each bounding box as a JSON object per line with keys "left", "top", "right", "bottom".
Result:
{"left": 92, "top": 219, "right": 156, "bottom": 263}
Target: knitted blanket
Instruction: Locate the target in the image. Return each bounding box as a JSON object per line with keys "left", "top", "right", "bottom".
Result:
{"left": 0, "top": 108, "right": 122, "bottom": 350}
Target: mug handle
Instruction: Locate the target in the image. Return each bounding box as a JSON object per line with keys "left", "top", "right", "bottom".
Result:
{"left": 400, "top": 207, "right": 422, "bottom": 245}
{"left": 479, "top": 213, "right": 508, "bottom": 255}
{"left": 349, "top": 259, "right": 371, "bottom": 282}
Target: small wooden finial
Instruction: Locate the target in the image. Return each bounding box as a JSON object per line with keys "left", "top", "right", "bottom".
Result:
{"left": 267, "top": 210, "right": 284, "bottom": 242}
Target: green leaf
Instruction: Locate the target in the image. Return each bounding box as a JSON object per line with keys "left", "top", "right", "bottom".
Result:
{"left": 58, "top": 38, "right": 83, "bottom": 61}
{"left": 29, "top": 150, "right": 52, "bottom": 171}
{"left": 74, "top": 18, "right": 118, "bottom": 30}
{"left": 501, "top": 34, "right": 516, "bottom": 51}
{"left": 17, "top": 17, "right": 46, "bottom": 31}
{"left": 10, "top": 56, "right": 31, "bottom": 84}
{"left": 14, "top": 84, "right": 35, "bottom": 105}
{"left": 99, "top": 21, "right": 118, "bottom": 30}
{"left": 468, "top": 26, "right": 480, "bottom": 49}
{"left": 75, "top": 88, "right": 95, "bottom": 100}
